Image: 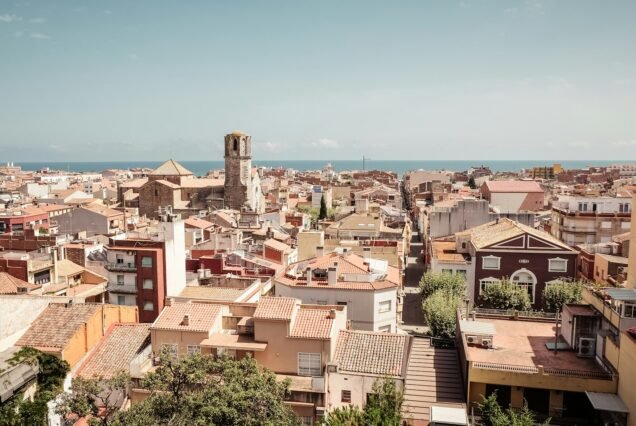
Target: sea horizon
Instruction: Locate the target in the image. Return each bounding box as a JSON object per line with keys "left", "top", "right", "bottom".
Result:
{"left": 8, "top": 159, "right": 634, "bottom": 177}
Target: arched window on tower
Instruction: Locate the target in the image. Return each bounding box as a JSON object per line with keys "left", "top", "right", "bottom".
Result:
{"left": 233, "top": 139, "right": 238, "bottom": 151}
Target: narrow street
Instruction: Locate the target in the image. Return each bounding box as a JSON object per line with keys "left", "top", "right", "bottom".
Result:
{"left": 400, "top": 231, "right": 427, "bottom": 334}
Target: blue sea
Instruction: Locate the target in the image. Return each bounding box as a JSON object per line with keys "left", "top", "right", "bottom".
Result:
{"left": 11, "top": 160, "right": 634, "bottom": 177}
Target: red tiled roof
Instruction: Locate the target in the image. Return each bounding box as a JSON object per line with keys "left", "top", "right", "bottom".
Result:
{"left": 290, "top": 307, "right": 335, "bottom": 340}
{"left": 16, "top": 303, "right": 102, "bottom": 350}
{"left": 0, "top": 272, "right": 37, "bottom": 294}
{"left": 334, "top": 330, "right": 409, "bottom": 377}
{"left": 77, "top": 324, "right": 150, "bottom": 379}
{"left": 150, "top": 303, "right": 222, "bottom": 332}
{"left": 253, "top": 297, "right": 298, "bottom": 321}
{"left": 484, "top": 180, "right": 543, "bottom": 193}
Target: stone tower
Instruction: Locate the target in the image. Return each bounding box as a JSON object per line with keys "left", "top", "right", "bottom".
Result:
{"left": 223, "top": 131, "right": 253, "bottom": 210}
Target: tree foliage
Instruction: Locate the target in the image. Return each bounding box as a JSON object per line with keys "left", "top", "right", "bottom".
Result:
{"left": 422, "top": 290, "right": 460, "bottom": 339}
{"left": 542, "top": 280, "right": 583, "bottom": 312}
{"left": 0, "top": 347, "right": 70, "bottom": 426}
{"left": 320, "top": 378, "right": 403, "bottom": 426}
{"left": 111, "top": 351, "right": 297, "bottom": 426}
{"left": 468, "top": 177, "right": 477, "bottom": 189}
{"left": 319, "top": 195, "right": 328, "bottom": 220}
{"left": 56, "top": 371, "right": 130, "bottom": 426}
{"left": 478, "top": 279, "right": 531, "bottom": 311}
{"left": 478, "top": 392, "right": 549, "bottom": 426}
{"left": 419, "top": 271, "right": 466, "bottom": 299}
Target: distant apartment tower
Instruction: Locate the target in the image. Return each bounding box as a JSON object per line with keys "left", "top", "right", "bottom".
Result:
{"left": 551, "top": 194, "right": 632, "bottom": 246}
{"left": 106, "top": 211, "right": 186, "bottom": 322}
{"left": 224, "top": 131, "right": 258, "bottom": 211}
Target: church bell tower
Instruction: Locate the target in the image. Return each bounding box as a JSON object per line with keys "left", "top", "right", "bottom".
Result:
{"left": 223, "top": 131, "right": 253, "bottom": 210}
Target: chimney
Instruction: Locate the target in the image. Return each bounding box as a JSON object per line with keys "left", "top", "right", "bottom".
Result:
{"left": 328, "top": 262, "right": 338, "bottom": 286}
{"left": 165, "top": 298, "right": 173, "bottom": 307}
{"left": 306, "top": 266, "right": 312, "bottom": 286}
{"left": 328, "top": 309, "right": 336, "bottom": 319}
{"left": 182, "top": 315, "right": 190, "bottom": 326}
{"left": 362, "top": 247, "right": 371, "bottom": 260}
{"left": 316, "top": 246, "right": 324, "bottom": 257}
{"left": 471, "top": 311, "right": 476, "bottom": 321}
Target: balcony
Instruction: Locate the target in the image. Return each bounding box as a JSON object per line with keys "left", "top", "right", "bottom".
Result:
{"left": 107, "top": 284, "right": 138, "bottom": 294}
{"left": 105, "top": 262, "right": 137, "bottom": 272}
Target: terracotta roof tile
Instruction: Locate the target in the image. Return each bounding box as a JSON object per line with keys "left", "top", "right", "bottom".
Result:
{"left": 149, "top": 159, "right": 193, "bottom": 176}
{"left": 16, "top": 303, "right": 102, "bottom": 349}
{"left": 290, "top": 307, "right": 335, "bottom": 339}
{"left": 484, "top": 180, "right": 543, "bottom": 193}
{"left": 334, "top": 330, "right": 409, "bottom": 377}
{"left": 78, "top": 324, "right": 150, "bottom": 379}
{"left": 253, "top": 297, "right": 298, "bottom": 321}
{"left": 150, "top": 303, "right": 222, "bottom": 332}
{"left": 0, "top": 272, "right": 37, "bottom": 294}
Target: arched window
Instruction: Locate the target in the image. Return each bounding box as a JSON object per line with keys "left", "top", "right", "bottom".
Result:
{"left": 233, "top": 139, "right": 238, "bottom": 151}
{"left": 510, "top": 268, "right": 537, "bottom": 303}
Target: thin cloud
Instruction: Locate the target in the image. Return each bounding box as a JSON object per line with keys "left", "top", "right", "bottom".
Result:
{"left": 459, "top": 1, "right": 470, "bottom": 9}
{"left": 14, "top": 31, "right": 23, "bottom": 38}
{"left": 313, "top": 138, "right": 339, "bottom": 149}
{"left": 29, "top": 17, "right": 46, "bottom": 24}
{"left": 263, "top": 141, "right": 280, "bottom": 152}
{"left": 612, "top": 140, "right": 636, "bottom": 147}
{"left": 30, "top": 32, "right": 50, "bottom": 40}
{"left": 127, "top": 53, "right": 139, "bottom": 61}
{"left": 0, "top": 14, "right": 22, "bottom": 22}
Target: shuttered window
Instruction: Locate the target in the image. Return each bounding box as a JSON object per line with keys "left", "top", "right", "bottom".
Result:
{"left": 298, "top": 352, "right": 321, "bottom": 377}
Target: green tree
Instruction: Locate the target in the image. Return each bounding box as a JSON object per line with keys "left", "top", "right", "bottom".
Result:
{"left": 320, "top": 405, "right": 365, "bottom": 426}
{"left": 478, "top": 279, "right": 531, "bottom": 311}
{"left": 422, "top": 290, "right": 460, "bottom": 339}
{"left": 321, "top": 378, "right": 403, "bottom": 426}
{"left": 468, "top": 177, "right": 477, "bottom": 189}
{"left": 478, "top": 392, "right": 549, "bottom": 426}
{"left": 112, "top": 351, "right": 298, "bottom": 426}
{"left": 56, "top": 371, "right": 131, "bottom": 426}
{"left": 319, "top": 195, "right": 328, "bottom": 220}
{"left": 419, "top": 271, "right": 466, "bottom": 299}
{"left": 364, "top": 378, "right": 403, "bottom": 426}
{"left": 0, "top": 347, "right": 70, "bottom": 426}
{"left": 542, "top": 280, "right": 583, "bottom": 312}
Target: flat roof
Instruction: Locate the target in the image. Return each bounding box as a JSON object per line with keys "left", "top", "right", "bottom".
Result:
{"left": 465, "top": 317, "right": 607, "bottom": 373}
{"left": 459, "top": 320, "right": 496, "bottom": 336}
{"left": 201, "top": 333, "right": 267, "bottom": 351}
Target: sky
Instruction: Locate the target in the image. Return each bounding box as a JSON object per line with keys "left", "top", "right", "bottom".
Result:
{"left": 1, "top": 1, "right": 635, "bottom": 162}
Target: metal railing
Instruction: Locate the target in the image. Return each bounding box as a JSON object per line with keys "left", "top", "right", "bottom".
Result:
{"left": 472, "top": 361, "right": 613, "bottom": 380}
{"left": 472, "top": 307, "right": 557, "bottom": 320}
{"left": 105, "top": 262, "right": 137, "bottom": 272}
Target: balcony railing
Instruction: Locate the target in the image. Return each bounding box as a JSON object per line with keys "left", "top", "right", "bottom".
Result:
{"left": 105, "top": 262, "right": 137, "bottom": 272}
{"left": 472, "top": 361, "right": 613, "bottom": 380}
{"left": 107, "top": 284, "right": 138, "bottom": 294}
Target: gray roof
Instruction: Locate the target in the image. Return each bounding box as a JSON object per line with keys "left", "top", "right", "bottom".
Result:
{"left": 586, "top": 392, "right": 629, "bottom": 413}
{"left": 459, "top": 320, "right": 497, "bottom": 336}
{"left": 604, "top": 288, "right": 636, "bottom": 302}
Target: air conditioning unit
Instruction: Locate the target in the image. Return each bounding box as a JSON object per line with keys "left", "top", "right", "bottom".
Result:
{"left": 577, "top": 337, "right": 595, "bottom": 357}
{"left": 326, "top": 363, "right": 339, "bottom": 373}
{"left": 466, "top": 335, "right": 478, "bottom": 344}
{"left": 481, "top": 338, "right": 493, "bottom": 348}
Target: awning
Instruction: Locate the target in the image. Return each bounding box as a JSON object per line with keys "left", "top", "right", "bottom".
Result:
{"left": 586, "top": 392, "right": 630, "bottom": 413}
{"left": 200, "top": 333, "right": 267, "bottom": 352}
{"left": 430, "top": 406, "right": 469, "bottom": 425}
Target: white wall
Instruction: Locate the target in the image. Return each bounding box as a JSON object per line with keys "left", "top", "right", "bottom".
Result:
{"left": 162, "top": 218, "right": 186, "bottom": 297}
{"left": 490, "top": 192, "right": 528, "bottom": 213}
{"left": 327, "top": 372, "right": 403, "bottom": 410}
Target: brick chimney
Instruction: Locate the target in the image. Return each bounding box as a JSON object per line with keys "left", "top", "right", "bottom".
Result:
{"left": 316, "top": 246, "right": 324, "bottom": 257}
{"left": 182, "top": 315, "right": 190, "bottom": 326}
{"left": 328, "top": 262, "right": 338, "bottom": 286}
{"left": 306, "top": 266, "right": 312, "bottom": 286}
{"left": 328, "top": 309, "right": 336, "bottom": 319}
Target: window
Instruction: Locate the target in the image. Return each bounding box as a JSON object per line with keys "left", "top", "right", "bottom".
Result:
{"left": 510, "top": 269, "right": 537, "bottom": 303}
{"left": 379, "top": 300, "right": 391, "bottom": 313}
{"left": 117, "top": 275, "right": 124, "bottom": 285}
{"left": 601, "top": 221, "right": 611, "bottom": 229}
{"left": 316, "top": 300, "right": 328, "bottom": 305}
{"left": 299, "top": 417, "right": 313, "bottom": 426}
{"left": 456, "top": 270, "right": 467, "bottom": 278}
{"left": 624, "top": 304, "right": 636, "bottom": 318}
{"left": 217, "top": 347, "right": 237, "bottom": 359}
{"left": 187, "top": 345, "right": 201, "bottom": 355}
{"left": 154, "top": 189, "right": 159, "bottom": 197}
{"left": 442, "top": 269, "right": 453, "bottom": 274}
{"left": 578, "top": 202, "right": 588, "bottom": 212}
{"left": 480, "top": 278, "right": 500, "bottom": 292}
{"left": 622, "top": 221, "right": 631, "bottom": 230}
{"left": 143, "top": 279, "right": 154, "bottom": 289}
{"left": 116, "top": 254, "right": 124, "bottom": 264}
{"left": 548, "top": 258, "right": 568, "bottom": 273}
{"left": 341, "top": 390, "right": 352, "bottom": 403}
{"left": 379, "top": 325, "right": 391, "bottom": 333}
{"left": 482, "top": 256, "right": 501, "bottom": 270}
{"left": 461, "top": 242, "right": 467, "bottom": 249}
{"left": 117, "top": 295, "right": 125, "bottom": 305}
{"left": 337, "top": 301, "right": 348, "bottom": 306}
{"left": 141, "top": 256, "right": 153, "bottom": 268}
{"left": 143, "top": 301, "right": 154, "bottom": 311}
{"left": 298, "top": 352, "right": 321, "bottom": 377}
{"left": 161, "top": 343, "right": 178, "bottom": 356}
